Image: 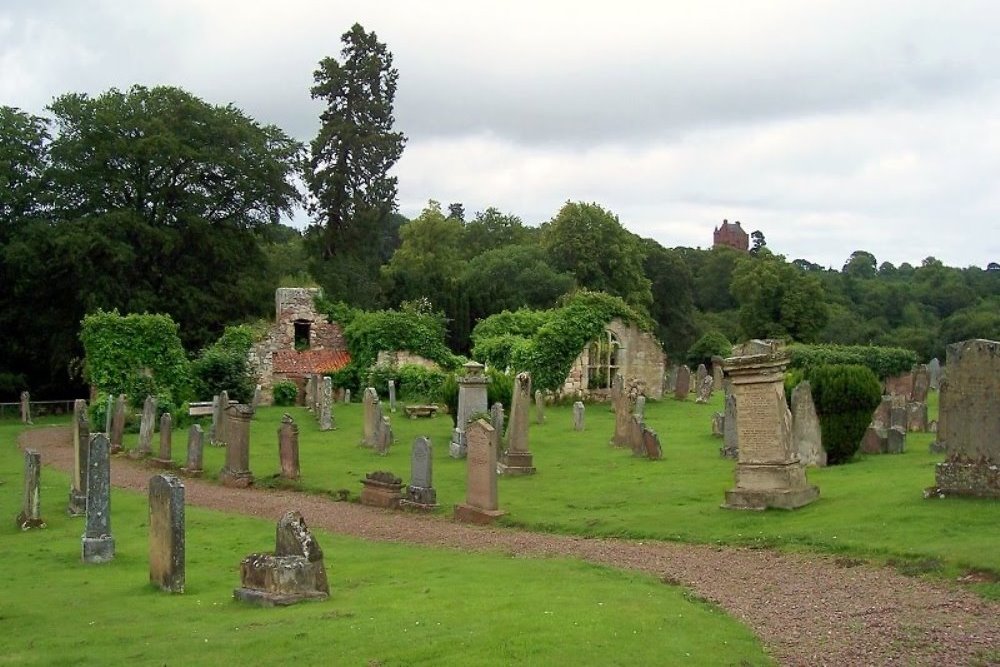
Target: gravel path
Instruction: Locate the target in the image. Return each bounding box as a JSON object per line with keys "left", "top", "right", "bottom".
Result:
{"left": 23, "top": 427, "right": 1000, "bottom": 666}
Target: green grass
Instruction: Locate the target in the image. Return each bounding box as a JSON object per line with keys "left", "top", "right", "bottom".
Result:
{"left": 0, "top": 431, "right": 769, "bottom": 666}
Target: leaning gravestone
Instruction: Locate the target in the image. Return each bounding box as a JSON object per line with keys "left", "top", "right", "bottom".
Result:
{"left": 929, "top": 339, "right": 1000, "bottom": 498}
{"left": 573, "top": 401, "right": 585, "bottom": 431}
{"left": 791, "top": 381, "right": 826, "bottom": 467}
{"left": 278, "top": 414, "right": 300, "bottom": 480}
{"left": 402, "top": 436, "right": 437, "bottom": 510}
{"left": 674, "top": 366, "right": 691, "bottom": 400}
{"left": 721, "top": 392, "right": 739, "bottom": 459}
{"left": 149, "top": 474, "right": 185, "bottom": 593}
{"left": 16, "top": 449, "right": 46, "bottom": 530}
{"left": 454, "top": 419, "right": 505, "bottom": 524}
{"left": 136, "top": 395, "right": 157, "bottom": 456}
{"left": 234, "top": 511, "right": 329, "bottom": 607}
{"left": 110, "top": 394, "right": 126, "bottom": 453}
{"left": 499, "top": 372, "right": 535, "bottom": 475}
{"left": 642, "top": 424, "right": 663, "bottom": 460}
{"left": 319, "top": 377, "right": 334, "bottom": 431}
{"left": 722, "top": 341, "right": 818, "bottom": 510}
{"left": 374, "top": 416, "right": 393, "bottom": 456}
{"left": 181, "top": 425, "right": 204, "bottom": 477}
{"left": 82, "top": 433, "right": 115, "bottom": 563}
{"left": 69, "top": 399, "right": 90, "bottom": 516}
{"left": 219, "top": 404, "right": 254, "bottom": 488}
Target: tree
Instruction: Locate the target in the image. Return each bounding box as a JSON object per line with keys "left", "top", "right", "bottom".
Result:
{"left": 306, "top": 23, "right": 406, "bottom": 303}
{"left": 541, "top": 202, "right": 652, "bottom": 311}
{"left": 842, "top": 250, "right": 877, "bottom": 279}
{"left": 749, "top": 230, "right": 766, "bottom": 255}
{"left": 641, "top": 239, "right": 697, "bottom": 359}
{"left": 447, "top": 202, "right": 465, "bottom": 221}
{"left": 0, "top": 107, "right": 50, "bottom": 242}
{"left": 463, "top": 244, "right": 574, "bottom": 320}
{"left": 462, "top": 207, "right": 533, "bottom": 258}
{"left": 730, "top": 250, "right": 829, "bottom": 342}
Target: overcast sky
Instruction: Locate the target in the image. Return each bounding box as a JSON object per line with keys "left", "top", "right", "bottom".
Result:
{"left": 3, "top": 1, "right": 998, "bottom": 269}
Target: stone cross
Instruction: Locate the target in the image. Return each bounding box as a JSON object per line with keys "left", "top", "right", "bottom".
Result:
{"left": 454, "top": 420, "right": 505, "bottom": 524}
{"left": 278, "top": 414, "right": 300, "bottom": 479}
{"left": 154, "top": 412, "right": 173, "bottom": 467}
{"left": 490, "top": 402, "right": 505, "bottom": 458}
{"left": 319, "top": 377, "right": 334, "bottom": 431}
{"left": 104, "top": 394, "right": 114, "bottom": 434}
{"left": 110, "top": 394, "right": 126, "bottom": 453}
{"left": 69, "top": 399, "right": 90, "bottom": 516}
{"left": 534, "top": 389, "right": 545, "bottom": 424}
{"left": 16, "top": 449, "right": 46, "bottom": 530}
{"left": 219, "top": 404, "right": 254, "bottom": 488}
{"left": 405, "top": 436, "right": 437, "bottom": 508}
{"left": 573, "top": 401, "right": 585, "bottom": 431}
{"left": 388, "top": 379, "right": 397, "bottom": 413}
{"left": 791, "top": 381, "right": 825, "bottom": 467}
{"left": 499, "top": 372, "right": 535, "bottom": 475}
{"left": 19, "top": 390, "right": 31, "bottom": 424}
{"left": 182, "top": 425, "right": 204, "bottom": 476}
{"left": 674, "top": 366, "right": 691, "bottom": 400}
{"left": 136, "top": 395, "right": 157, "bottom": 456}
{"left": 148, "top": 474, "right": 185, "bottom": 593}
{"left": 82, "top": 433, "right": 115, "bottom": 563}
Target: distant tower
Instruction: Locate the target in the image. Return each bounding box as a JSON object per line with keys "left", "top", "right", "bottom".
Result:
{"left": 713, "top": 219, "right": 749, "bottom": 252}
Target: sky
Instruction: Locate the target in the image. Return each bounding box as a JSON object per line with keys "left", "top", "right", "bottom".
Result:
{"left": 2, "top": 0, "right": 999, "bottom": 269}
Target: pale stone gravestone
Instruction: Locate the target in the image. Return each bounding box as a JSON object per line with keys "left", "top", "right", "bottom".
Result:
{"left": 930, "top": 339, "right": 1000, "bottom": 498}
{"left": 82, "top": 433, "right": 115, "bottom": 563}
{"left": 711, "top": 412, "right": 724, "bottom": 438}
{"left": 313, "top": 374, "right": 324, "bottom": 413}
{"left": 499, "top": 372, "right": 535, "bottom": 475}
{"left": 279, "top": 414, "right": 300, "bottom": 480}
{"left": 104, "top": 394, "right": 114, "bottom": 434}
{"left": 927, "top": 357, "right": 941, "bottom": 390}
{"left": 219, "top": 404, "right": 254, "bottom": 488}
{"left": 136, "top": 395, "right": 157, "bottom": 456}
{"left": 451, "top": 362, "right": 489, "bottom": 457}
{"left": 362, "top": 387, "right": 379, "bottom": 447}
{"left": 696, "top": 364, "right": 708, "bottom": 391}
{"left": 16, "top": 449, "right": 46, "bottom": 530}
{"left": 149, "top": 474, "right": 185, "bottom": 593}
{"left": 642, "top": 425, "right": 663, "bottom": 460}
{"left": 234, "top": 511, "right": 329, "bottom": 607}
{"left": 213, "top": 391, "right": 230, "bottom": 446}
{"left": 791, "top": 381, "right": 826, "bottom": 467}
{"left": 906, "top": 402, "right": 928, "bottom": 432}
{"left": 251, "top": 384, "right": 262, "bottom": 413}
{"left": 722, "top": 342, "right": 818, "bottom": 510}
{"left": 610, "top": 374, "right": 634, "bottom": 447}
{"left": 374, "top": 415, "right": 393, "bottom": 456}
{"left": 69, "top": 399, "right": 90, "bottom": 516}
{"left": 490, "top": 402, "right": 505, "bottom": 458}
{"left": 887, "top": 426, "right": 906, "bottom": 454}
{"left": 721, "top": 392, "right": 739, "bottom": 459}
{"left": 534, "top": 389, "right": 545, "bottom": 424}
{"left": 930, "top": 370, "right": 949, "bottom": 453}
{"left": 911, "top": 366, "right": 930, "bottom": 403}
{"left": 634, "top": 395, "right": 646, "bottom": 420}
{"left": 110, "top": 393, "right": 126, "bottom": 453}
{"left": 889, "top": 397, "right": 908, "bottom": 431}
{"left": 304, "top": 376, "right": 316, "bottom": 412}
{"left": 573, "top": 401, "right": 585, "bottom": 431}
{"left": 344, "top": 388, "right": 351, "bottom": 404}
{"left": 319, "top": 377, "right": 334, "bottom": 431}
{"left": 674, "top": 366, "right": 691, "bottom": 400}
{"left": 449, "top": 428, "right": 467, "bottom": 459}
{"left": 695, "top": 376, "right": 714, "bottom": 404}
{"left": 20, "top": 390, "right": 31, "bottom": 424}
{"left": 181, "top": 425, "right": 204, "bottom": 476}
{"left": 665, "top": 366, "right": 678, "bottom": 394}
{"left": 454, "top": 420, "right": 505, "bottom": 524}
{"left": 388, "top": 379, "right": 397, "bottom": 413}
{"left": 153, "top": 413, "right": 174, "bottom": 468}
{"left": 402, "top": 437, "right": 437, "bottom": 510}
{"left": 207, "top": 394, "right": 221, "bottom": 445}
{"left": 711, "top": 356, "right": 725, "bottom": 390}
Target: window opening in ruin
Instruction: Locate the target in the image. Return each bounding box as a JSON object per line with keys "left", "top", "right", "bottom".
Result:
{"left": 294, "top": 320, "right": 311, "bottom": 351}
{"left": 587, "top": 330, "right": 620, "bottom": 389}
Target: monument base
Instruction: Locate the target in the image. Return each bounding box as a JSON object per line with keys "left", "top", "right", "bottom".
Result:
{"left": 127, "top": 449, "right": 151, "bottom": 460}
{"left": 16, "top": 512, "right": 46, "bottom": 530}
{"left": 453, "top": 503, "right": 506, "bottom": 525}
{"left": 402, "top": 485, "right": 437, "bottom": 510}
{"left": 81, "top": 535, "right": 116, "bottom": 563}
{"left": 497, "top": 451, "right": 535, "bottom": 476}
{"left": 723, "top": 485, "right": 819, "bottom": 510}
{"left": 67, "top": 489, "right": 87, "bottom": 517}
{"left": 110, "top": 444, "right": 123, "bottom": 455}
{"left": 179, "top": 467, "right": 203, "bottom": 478}
{"left": 448, "top": 442, "right": 467, "bottom": 459}
{"left": 151, "top": 458, "right": 176, "bottom": 470}
{"left": 233, "top": 588, "right": 329, "bottom": 607}
{"left": 360, "top": 480, "right": 403, "bottom": 509}
{"left": 724, "top": 462, "right": 819, "bottom": 510}
{"left": 219, "top": 468, "right": 254, "bottom": 488}
{"left": 929, "top": 461, "right": 1000, "bottom": 499}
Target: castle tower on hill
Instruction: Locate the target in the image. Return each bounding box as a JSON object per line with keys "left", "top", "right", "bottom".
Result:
{"left": 713, "top": 219, "right": 749, "bottom": 252}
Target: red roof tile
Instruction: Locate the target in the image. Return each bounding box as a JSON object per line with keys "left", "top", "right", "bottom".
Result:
{"left": 273, "top": 349, "right": 351, "bottom": 376}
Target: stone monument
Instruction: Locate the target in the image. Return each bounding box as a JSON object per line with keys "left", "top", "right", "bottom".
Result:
{"left": 110, "top": 393, "right": 126, "bottom": 453}
{"left": 219, "top": 404, "right": 254, "bottom": 488}
{"left": 149, "top": 474, "right": 185, "bottom": 593}
{"left": 319, "top": 377, "right": 334, "bottom": 431}
{"left": 573, "top": 401, "right": 585, "bottom": 431}
{"left": 454, "top": 420, "right": 505, "bottom": 524}
{"left": 16, "top": 449, "right": 46, "bottom": 530}
{"left": 534, "top": 389, "right": 545, "bottom": 424}
{"left": 278, "top": 414, "right": 300, "bottom": 480}
{"left": 450, "top": 362, "right": 489, "bottom": 458}
{"left": 181, "top": 425, "right": 204, "bottom": 477}
{"left": 136, "top": 395, "right": 157, "bottom": 456}
{"left": 674, "top": 366, "right": 691, "bottom": 400}
{"left": 82, "top": 433, "right": 115, "bottom": 563}
{"left": 499, "top": 372, "right": 535, "bottom": 475}
{"left": 68, "top": 399, "right": 90, "bottom": 516}
{"left": 152, "top": 412, "right": 174, "bottom": 468}
{"left": 402, "top": 436, "right": 437, "bottom": 510}
{"left": 791, "top": 381, "right": 826, "bottom": 467}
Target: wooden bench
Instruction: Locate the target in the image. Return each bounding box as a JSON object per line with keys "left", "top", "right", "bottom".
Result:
{"left": 404, "top": 405, "right": 439, "bottom": 419}
{"left": 188, "top": 402, "right": 214, "bottom": 417}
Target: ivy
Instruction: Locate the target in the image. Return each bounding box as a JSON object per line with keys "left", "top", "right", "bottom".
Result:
{"left": 343, "top": 307, "right": 462, "bottom": 372}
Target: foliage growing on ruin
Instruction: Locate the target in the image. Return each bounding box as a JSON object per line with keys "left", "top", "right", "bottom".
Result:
{"left": 272, "top": 380, "right": 298, "bottom": 406}
{"left": 343, "top": 305, "right": 462, "bottom": 373}
{"left": 190, "top": 325, "right": 257, "bottom": 403}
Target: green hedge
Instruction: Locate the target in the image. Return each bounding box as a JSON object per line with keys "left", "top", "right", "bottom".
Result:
{"left": 788, "top": 344, "right": 917, "bottom": 380}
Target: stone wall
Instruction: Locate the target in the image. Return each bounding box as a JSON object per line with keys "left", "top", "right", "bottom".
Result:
{"left": 561, "top": 319, "right": 665, "bottom": 400}
{"left": 375, "top": 350, "right": 442, "bottom": 371}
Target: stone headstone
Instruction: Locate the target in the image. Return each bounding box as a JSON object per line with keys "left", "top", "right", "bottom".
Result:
{"left": 722, "top": 342, "right": 818, "bottom": 509}
{"left": 885, "top": 372, "right": 915, "bottom": 400}
{"left": 534, "top": 389, "right": 545, "bottom": 424}
{"left": 448, "top": 428, "right": 467, "bottom": 459}
{"left": 695, "top": 375, "right": 714, "bottom": 404}
{"left": 860, "top": 425, "right": 888, "bottom": 454}
{"left": 674, "top": 366, "right": 691, "bottom": 400}
{"left": 219, "top": 404, "right": 254, "bottom": 488}
{"left": 215, "top": 391, "right": 230, "bottom": 446}
{"left": 15, "top": 449, "right": 46, "bottom": 530}
{"left": 911, "top": 366, "right": 930, "bottom": 403}
{"left": 153, "top": 412, "right": 174, "bottom": 468}
{"left": 721, "top": 392, "right": 739, "bottom": 459}
{"left": 374, "top": 415, "right": 393, "bottom": 456}
{"left": 404, "top": 436, "right": 437, "bottom": 508}
{"left": 110, "top": 394, "right": 126, "bottom": 453}
{"left": 665, "top": 366, "right": 678, "bottom": 393}
{"left": 251, "top": 384, "right": 262, "bottom": 413}
{"left": 791, "top": 381, "right": 826, "bottom": 467}
{"left": 456, "top": 361, "right": 489, "bottom": 432}
{"left": 82, "top": 434, "right": 115, "bottom": 563}
{"left": 500, "top": 372, "right": 535, "bottom": 475}
{"left": 927, "top": 357, "right": 941, "bottom": 391}
{"left": 906, "top": 402, "right": 928, "bottom": 432}
{"left": 208, "top": 394, "right": 221, "bottom": 445}
{"left": 490, "top": 402, "right": 505, "bottom": 458}
{"left": 628, "top": 414, "right": 646, "bottom": 457}
{"left": 319, "top": 377, "right": 334, "bottom": 431}
{"left": 182, "top": 425, "right": 204, "bottom": 476}
{"left": 711, "top": 356, "right": 725, "bottom": 389}
{"left": 148, "top": 474, "right": 185, "bottom": 593}
{"left": 887, "top": 426, "right": 906, "bottom": 454}
{"left": 870, "top": 395, "right": 892, "bottom": 428}
{"left": 388, "top": 380, "right": 397, "bottom": 413}
{"left": 278, "top": 414, "right": 300, "bottom": 480}
{"left": 344, "top": 388, "right": 351, "bottom": 404}
{"left": 711, "top": 412, "right": 724, "bottom": 438}
{"left": 104, "top": 394, "right": 114, "bottom": 434}
{"left": 304, "top": 376, "right": 316, "bottom": 412}
{"left": 137, "top": 395, "right": 157, "bottom": 456}
{"left": 634, "top": 395, "right": 646, "bottom": 421}
{"left": 931, "top": 339, "right": 1000, "bottom": 498}
{"left": 931, "top": 371, "right": 949, "bottom": 453}
{"left": 889, "top": 400, "right": 908, "bottom": 431}
{"left": 19, "top": 390, "right": 31, "bottom": 424}
{"left": 234, "top": 511, "right": 329, "bottom": 606}
{"left": 610, "top": 374, "right": 634, "bottom": 447}
{"left": 454, "top": 420, "right": 505, "bottom": 524}
{"left": 362, "top": 387, "right": 379, "bottom": 446}
{"left": 69, "top": 400, "right": 90, "bottom": 516}
{"left": 696, "top": 364, "right": 708, "bottom": 391}
{"left": 642, "top": 425, "right": 663, "bottom": 460}
{"left": 573, "top": 401, "right": 585, "bottom": 431}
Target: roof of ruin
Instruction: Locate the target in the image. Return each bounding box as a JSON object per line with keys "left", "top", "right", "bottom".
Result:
{"left": 273, "top": 349, "right": 351, "bottom": 376}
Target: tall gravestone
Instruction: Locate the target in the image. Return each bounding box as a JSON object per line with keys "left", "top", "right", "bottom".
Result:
{"left": 136, "top": 395, "right": 157, "bottom": 456}
{"left": 722, "top": 341, "right": 818, "bottom": 510}
{"left": 374, "top": 416, "right": 393, "bottom": 456}
{"left": 711, "top": 356, "right": 725, "bottom": 390}
{"left": 695, "top": 364, "right": 708, "bottom": 391}
{"left": 16, "top": 449, "right": 46, "bottom": 530}
{"left": 251, "top": 384, "right": 262, "bottom": 413}
{"left": 911, "top": 366, "right": 930, "bottom": 403}
{"left": 213, "top": 391, "right": 230, "bottom": 446}
{"left": 927, "top": 357, "right": 941, "bottom": 391}
{"left": 454, "top": 420, "right": 505, "bottom": 525}
{"left": 219, "top": 404, "right": 254, "bottom": 488}
{"left": 181, "top": 425, "right": 204, "bottom": 476}
{"left": 153, "top": 412, "right": 174, "bottom": 468}
{"left": 721, "top": 391, "right": 739, "bottom": 459}
{"left": 278, "top": 414, "right": 300, "bottom": 479}
{"left": 402, "top": 436, "right": 437, "bottom": 509}
{"left": 674, "top": 366, "right": 691, "bottom": 400}
{"left": 791, "top": 381, "right": 826, "bottom": 467}
{"left": 344, "top": 388, "right": 351, "bottom": 404}
{"left": 20, "top": 390, "right": 31, "bottom": 424}
{"left": 610, "top": 374, "right": 633, "bottom": 447}
{"left": 451, "top": 362, "right": 489, "bottom": 458}
{"left": 69, "top": 399, "right": 90, "bottom": 516}
{"left": 634, "top": 395, "right": 646, "bottom": 421}
{"left": 110, "top": 394, "right": 126, "bottom": 453}
{"left": 362, "top": 387, "right": 379, "bottom": 447}
{"left": 490, "top": 402, "right": 505, "bottom": 458}
{"left": 499, "top": 372, "right": 535, "bottom": 475}
{"left": 82, "top": 433, "right": 115, "bottom": 563}
{"left": 534, "top": 389, "right": 545, "bottom": 424}
{"left": 305, "top": 376, "right": 316, "bottom": 412}
{"left": 149, "top": 474, "right": 185, "bottom": 593}
{"left": 695, "top": 376, "right": 714, "bottom": 404}
{"left": 388, "top": 380, "right": 397, "bottom": 413}
{"left": 319, "top": 377, "right": 334, "bottom": 431}
{"left": 930, "top": 339, "right": 1000, "bottom": 498}
{"left": 711, "top": 411, "right": 724, "bottom": 438}
{"left": 665, "top": 366, "right": 678, "bottom": 394}
{"left": 573, "top": 401, "right": 585, "bottom": 431}
{"left": 104, "top": 394, "right": 114, "bottom": 434}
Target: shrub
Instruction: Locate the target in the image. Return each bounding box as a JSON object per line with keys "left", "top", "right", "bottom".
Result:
{"left": 783, "top": 368, "right": 806, "bottom": 408}
{"left": 397, "top": 364, "right": 445, "bottom": 401}
{"left": 789, "top": 344, "right": 917, "bottom": 380}
{"left": 808, "top": 364, "right": 882, "bottom": 464}
{"left": 471, "top": 333, "right": 530, "bottom": 370}
{"left": 486, "top": 368, "right": 513, "bottom": 411}
{"left": 344, "top": 307, "right": 462, "bottom": 372}
{"left": 438, "top": 372, "right": 460, "bottom": 426}
{"left": 88, "top": 391, "right": 111, "bottom": 430}
{"left": 687, "top": 331, "right": 732, "bottom": 368}
{"left": 272, "top": 380, "right": 298, "bottom": 406}
{"left": 328, "top": 364, "right": 360, "bottom": 395}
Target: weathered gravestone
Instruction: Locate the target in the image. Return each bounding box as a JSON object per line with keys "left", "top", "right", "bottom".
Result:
{"left": 251, "top": 384, "right": 262, "bottom": 413}
{"left": 362, "top": 387, "right": 379, "bottom": 447}
{"left": 451, "top": 362, "right": 489, "bottom": 458}
{"left": 499, "top": 372, "right": 535, "bottom": 475}
{"left": 360, "top": 471, "right": 403, "bottom": 508}
{"left": 871, "top": 395, "right": 892, "bottom": 428}
{"left": 911, "top": 366, "right": 930, "bottom": 403}
{"left": 233, "top": 511, "right": 329, "bottom": 607}
{"left": 695, "top": 375, "right": 714, "bottom": 404}
{"left": 573, "top": 401, "right": 585, "bottom": 431}
{"left": 860, "top": 425, "right": 888, "bottom": 454}
{"left": 374, "top": 416, "right": 393, "bottom": 456}
{"left": 454, "top": 420, "right": 505, "bottom": 525}
{"left": 388, "top": 380, "right": 396, "bottom": 413}
{"left": 906, "top": 401, "right": 928, "bottom": 433}
{"left": 304, "top": 376, "right": 316, "bottom": 412}
{"left": 791, "top": 381, "right": 826, "bottom": 467}
{"left": 343, "top": 388, "right": 351, "bottom": 404}
{"left": 929, "top": 339, "right": 1000, "bottom": 498}
{"left": 665, "top": 366, "right": 678, "bottom": 394}
{"left": 402, "top": 437, "right": 437, "bottom": 510}
{"left": 212, "top": 391, "right": 230, "bottom": 446}
{"left": 610, "top": 374, "right": 634, "bottom": 447}
{"left": 69, "top": 400, "right": 90, "bottom": 516}
{"left": 674, "top": 366, "right": 691, "bottom": 400}
{"left": 181, "top": 425, "right": 204, "bottom": 477}
{"left": 148, "top": 474, "right": 185, "bottom": 593}
{"left": 20, "top": 390, "right": 31, "bottom": 424}
{"left": 490, "top": 402, "right": 505, "bottom": 458}
{"left": 534, "top": 389, "right": 545, "bottom": 424}
{"left": 696, "top": 364, "right": 708, "bottom": 391}
{"left": 110, "top": 394, "right": 126, "bottom": 453}
{"left": 319, "top": 377, "right": 334, "bottom": 431}
{"left": 104, "top": 394, "right": 114, "bottom": 435}
{"left": 634, "top": 395, "right": 646, "bottom": 421}
{"left": 627, "top": 414, "right": 645, "bottom": 457}
{"left": 219, "top": 404, "right": 254, "bottom": 488}
{"left": 887, "top": 426, "right": 906, "bottom": 454}
{"left": 711, "top": 412, "right": 724, "bottom": 438}
{"left": 642, "top": 424, "right": 663, "bottom": 460}
{"left": 16, "top": 449, "right": 46, "bottom": 530}
{"left": 927, "top": 357, "right": 941, "bottom": 391}
{"left": 722, "top": 341, "right": 818, "bottom": 510}
{"left": 930, "top": 370, "right": 949, "bottom": 453}
{"left": 278, "top": 414, "right": 300, "bottom": 480}
{"left": 207, "top": 394, "right": 221, "bottom": 445}
{"left": 82, "top": 433, "right": 115, "bottom": 563}
{"left": 884, "top": 371, "right": 915, "bottom": 400}
{"left": 711, "top": 356, "right": 725, "bottom": 390}
{"left": 153, "top": 413, "right": 174, "bottom": 468}
{"left": 136, "top": 395, "right": 157, "bottom": 456}
{"left": 720, "top": 392, "right": 739, "bottom": 459}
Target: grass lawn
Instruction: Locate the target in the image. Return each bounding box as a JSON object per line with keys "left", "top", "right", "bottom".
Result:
{"left": 0, "top": 424, "right": 770, "bottom": 666}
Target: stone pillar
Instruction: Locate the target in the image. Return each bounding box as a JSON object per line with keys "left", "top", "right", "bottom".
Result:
{"left": 534, "top": 389, "right": 545, "bottom": 424}
{"left": 110, "top": 394, "right": 126, "bottom": 453}
{"left": 455, "top": 361, "right": 488, "bottom": 433}
{"left": 388, "top": 380, "right": 397, "bottom": 413}
{"left": 490, "top": 402, "right": 505, "bottom": 458}
{"left": 674, "top": 366, "right": 690, "bottom": 400}
{"left": 721, "top": 391, "right": 739, "bottom": 459}
{"left": 403, "top": 436, "right": 437, "bottom": 509}
{"left": 722, "top": 341, "right": 818, "bottom": 510}
{"left": 573, "top": 401, "right": 585, "bottom": 431}
{"left": 610, "top": 374, "right": 634, "bottom": 447}
{"left": 82, "top": 433, "right": 115, "bottom": 562}
{"left": 16, "top": 449, "right": 46, "bottom": 530}
{"left": 136, "top": 395, "right": 157, "bottom": 456}
{"left": 454, "top": 420, "right": 505, "bottom": 524}
{"left": 149, "top": 474, "right": 185, "bottom": 593}
{"left": 182, "top": 425, "right": 204, "bottom": 476}
{"left": 214, "top": 391, "right": 230, "bottom": 446}
{"left": 499, "top": 371, "right": 535, "bottom": 475}
{"left": 219, "top": 404, "right": 254, "bottom": 488}
{"left": 20, "top": 390, "right": 31, "bottom": 424}
{"left": 278, "top": 414, "right": 300, "bottom": 480}
{"left": 791, "top": 381, "right": 825, "bottom": 467}
{"left": 362, "top": 387, "right": 379, "bottom": 447}
{"left": 69, "top": 400, "right": 90, "bottom": 516}
{"left": 104, "top": 394, "right": 114, "bottom": 434}
{"left": 319, "top": 377, "right": 334, "bottom": 431}
{"left": 154, "top": 412, "right": 174, "bottom": 468}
